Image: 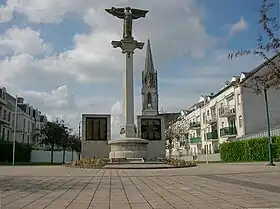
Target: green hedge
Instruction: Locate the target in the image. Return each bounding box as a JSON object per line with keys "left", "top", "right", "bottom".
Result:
{"left": 220, "top": 137, "right": 280, "bottom": 162}
{"left": 0, "top": 140, "right": 32, "bottom": 162}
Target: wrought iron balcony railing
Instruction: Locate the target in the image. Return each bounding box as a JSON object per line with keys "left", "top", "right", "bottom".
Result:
{"left": 219, "top": 106, "right": 236, "bottom": 118}
{"left": 189, "top": 122, "right": 201, "bottom": 130}
{"left": 220, "top": 127, "right": 237, "bottom": 137}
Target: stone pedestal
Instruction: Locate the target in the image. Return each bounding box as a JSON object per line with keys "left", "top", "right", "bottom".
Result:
{"left": 137, "top": 115, "right": 166, "bottom": 160}
{"left": 81, "top": 114, "right": 111, "bottom": 159}
{"left": 108, "top": 138, "right": 149, "bottom": 159}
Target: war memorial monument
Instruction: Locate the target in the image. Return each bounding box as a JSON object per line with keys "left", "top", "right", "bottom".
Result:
{"left": 81, "top": 7, "right": 166, "bottom": 161}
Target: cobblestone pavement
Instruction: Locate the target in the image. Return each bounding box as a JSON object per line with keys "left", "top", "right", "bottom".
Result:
{"left": 0, "top": 163, "right": 280, "bottom": 209}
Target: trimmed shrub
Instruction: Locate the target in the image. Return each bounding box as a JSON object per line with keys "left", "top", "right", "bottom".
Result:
{"left": 67, "top": 158, "right": 107, "bottom": 169}
{"left": 0, "top": 140, "right": 32, "bottom": 162}
{"left": 166, "top": 158, "right": 196, "bottom": 167}
{"left": 220, "top": 136, "right": 280, "bottom": 162}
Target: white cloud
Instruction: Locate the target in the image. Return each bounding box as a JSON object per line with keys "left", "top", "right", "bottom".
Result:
{"left": 0, "top": 4, "right": 14, "bottom": 22}
{"left": 228, "top": 16, "right": 248, "bottom": 36}
{"left": 0, "top": 0, "right": 262, "bottom": 137}
{"left": 3, "top": 0, "right": 128, "bottom": 23}
{"left": 0, "top": 27, "right": 51, "bottom": 56}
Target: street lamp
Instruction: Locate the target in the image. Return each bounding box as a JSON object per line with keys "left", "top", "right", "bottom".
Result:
{"left": 78, "top": 120, "right": 82, "bottom": 140}
{"left": 78, "top": 120, "right": 82, "bottom": 160}
{"left": 202, "top": 95, "right": 209, "bottom": 164}
{"left": 12, "top": 95, "right": 18, "bottom": 166}
{"left": 264, "top": 89, "right": 275, "bottom": 166}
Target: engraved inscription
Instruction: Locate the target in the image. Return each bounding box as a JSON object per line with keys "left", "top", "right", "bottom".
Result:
{"left": 141, "top": 118, "right": 161, "bottom": 140}
{"left": 86, "top": 117, "right": 107, "bottom": 140}
{"left": 111, "top": 143, "right": 147, "bottom": 152}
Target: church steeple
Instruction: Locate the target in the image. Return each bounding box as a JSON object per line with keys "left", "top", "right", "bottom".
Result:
{"left": 141, "top": 39, "right": 159, "bottom": 116}
{"left": 144, "top": 39, "right": 155, "bottom": 72}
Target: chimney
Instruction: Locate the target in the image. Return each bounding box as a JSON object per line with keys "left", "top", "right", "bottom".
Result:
{"left": 17, "top": 97, "right": 24, "bottom": 104}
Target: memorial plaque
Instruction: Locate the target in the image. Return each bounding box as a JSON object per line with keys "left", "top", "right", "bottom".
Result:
{"left": 140, "top": 118, "right": 161, "bottom": 140}
{"left": 85, "top": 117, "right": 107, "bottom": 140}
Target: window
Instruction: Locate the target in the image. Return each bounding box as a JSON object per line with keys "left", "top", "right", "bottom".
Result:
{"left": 202, "top": 113, "right": 206, "bottom": 123}
{"left": 3, "top": 110, "right": 6, "bottom": 120}
{"left": 207, "top": 110, "right": 209, "bottom": 116}
{"left": 28, "top": 121, "right": 30, "bottom": 132}
{"left": 2, "top": 128, "right": 5, "bottom": 138}
{"left": 221, "top": 122, "right": 224, "bottom": 128}
{"left": 7, "top": 130, "right": 10, "bottom": 140}
{"left": 8, "top": 112, "right": 11, "bottom": 122}
{"left": 22, "top": 134, "right": 25, "bottom": 143}
{"left": 27, "top": 135, "right": 30, "bottom": 144}
{"left": 237, "top": 93, "right": 241, "bottom": 105}
{"left": 23, "top": 119, "right": 26, "bottom": 130}
{"left": 147, "top": 92, "right": 152, "bottom": 106}
{"left": 239, "top": 116, "right": 243, "bottom": 128}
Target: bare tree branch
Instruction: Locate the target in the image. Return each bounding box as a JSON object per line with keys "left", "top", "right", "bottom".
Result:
{"left": 228, "top": 0, "right": 280, "bottom": 92}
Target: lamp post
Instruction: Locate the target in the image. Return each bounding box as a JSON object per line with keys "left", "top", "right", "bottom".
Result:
{"left": 264, "top": 89, "right": 275, "bottom": 166}
{"left": 12, "top": 95, "right": 18, "bottom": 166}
{"left": 203, "top": 95, "right": 209, "bottom": 164}
{"left": 78, "top": 121, "right": 82, "bottom": 140}
{"left": 78, "top": 120, "right": 82, "bottom": 160}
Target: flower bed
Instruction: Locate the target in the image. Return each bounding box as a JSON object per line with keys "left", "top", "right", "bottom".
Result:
{"left": 67, "top": 158, "right": 108, "bottom": 169}
{"left": 166, "top": 158, "right": 196, "bottom": 167}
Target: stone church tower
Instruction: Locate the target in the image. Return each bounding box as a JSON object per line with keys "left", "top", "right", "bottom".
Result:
{"left": 141, "top": 39, "right": 159, "bottom": 116}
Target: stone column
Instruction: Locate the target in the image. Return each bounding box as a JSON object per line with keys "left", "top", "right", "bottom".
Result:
{"left": 112, "top": 39, "right": 144, "bottom": 139}
{"left": 123, "top": 49, "right": 135, "bottom": 138}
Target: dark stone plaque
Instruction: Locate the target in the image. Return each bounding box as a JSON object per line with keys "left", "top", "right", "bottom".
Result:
{"left": 85, "top": 117, "right": 107, "bottom": 141}
{"left": 140, "top": 118, "right": 161, "bottom": 140}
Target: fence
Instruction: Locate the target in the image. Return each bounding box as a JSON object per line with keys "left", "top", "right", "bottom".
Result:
{"left": 235, "top": 124, "right": 280, "bottom": 141}
{"left": 30, "top": 150, "right": 79, "bottom": 163}
{"left": 179, "top": 153, "right": 221, "bottom": 162}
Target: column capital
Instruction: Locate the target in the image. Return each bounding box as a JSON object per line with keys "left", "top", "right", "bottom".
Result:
{"left": 111, "top": 39, "right": 145, "bottom": 53}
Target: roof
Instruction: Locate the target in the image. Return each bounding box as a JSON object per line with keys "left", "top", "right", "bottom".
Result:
{"left": 240, "top": 53, "right": 279, "bottom": 84}
{"left": 144, "top": 39, "right": 155, "bottom": 72}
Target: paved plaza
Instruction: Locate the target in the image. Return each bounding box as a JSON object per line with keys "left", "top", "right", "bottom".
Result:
{"left": 0, "top": 163, "right": 280, "bottom": 209}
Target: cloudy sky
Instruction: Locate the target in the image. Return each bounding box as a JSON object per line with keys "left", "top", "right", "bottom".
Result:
{"left": 0, "top": 0, "right": 266, "bottom": 136}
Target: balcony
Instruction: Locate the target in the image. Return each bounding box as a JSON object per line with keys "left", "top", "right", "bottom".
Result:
{"left": 219, "top": 106, "right": 236, "bottom": 118}
{"left": 189, "top": 137, "right": 202, "bottom": 144}
{"left": 189, "top": 122, "right": 201, "bottom": 130}
{"left": 220, "top": 127, "right": 237, "bottom": 137}
{"left": 31, "top": 128, "right": 41, "bottom": 135}
{"left": 0, "top": 114, "right": 9, "bottom": 124}
{"left": 0, "top": 97, "right": 7, "bottom": 105}
{"left": 206, "top": 131, "right": 218, "bottom": 140}
{"left": 206, "top": 115, "right": 217, "bottom": 124}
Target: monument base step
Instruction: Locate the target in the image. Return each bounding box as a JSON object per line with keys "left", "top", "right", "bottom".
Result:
{"left": 126, "top": 158, "right": 145, "bottom": 163}
{"left": 108, "top": 138, "right": 149, "bottom": 160}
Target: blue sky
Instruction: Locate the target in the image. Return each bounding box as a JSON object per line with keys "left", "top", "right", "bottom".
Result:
{"left": 0, "top": 0, "right": 273, "bottom": 134}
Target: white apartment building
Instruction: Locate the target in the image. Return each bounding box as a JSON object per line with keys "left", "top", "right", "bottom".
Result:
{"left": 170, "top": 54, "right": 280, "bottom": 157}
{"left": 0, "top": 87, "right": 47, "bottom": 144}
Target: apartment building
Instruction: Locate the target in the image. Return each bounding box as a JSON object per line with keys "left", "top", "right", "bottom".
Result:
{"left": 0, "top": 87, "right": 47, "bottom": 144}
{"left": 0, "top": 87, "right": 12, "bottom": 141}
{"left": 170, "top": 54, "right": 280, "bottom": 157}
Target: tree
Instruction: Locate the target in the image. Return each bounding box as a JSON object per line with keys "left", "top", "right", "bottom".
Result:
{"left": 228, "top": 0, "right": 279, "bottom": 166}
{"left": 40, "top": 118, "right": 70, "bottom": 164}
{"left": 68, "top": 134, "right": 81, "bottom": 161}
{"left": 165, "top": 116, "right": 189, "bottom": 159}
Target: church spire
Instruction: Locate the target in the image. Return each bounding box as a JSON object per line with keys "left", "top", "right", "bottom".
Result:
{"left": 141, "top": 39, "right": 158, "bottom": 116}
{"left": 144, "top": 39, "right": 155, "bottom": 72}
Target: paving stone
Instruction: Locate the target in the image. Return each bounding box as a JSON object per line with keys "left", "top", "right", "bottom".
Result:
{"left": 0, "top": 163, "right": 280, "bottom": 209}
